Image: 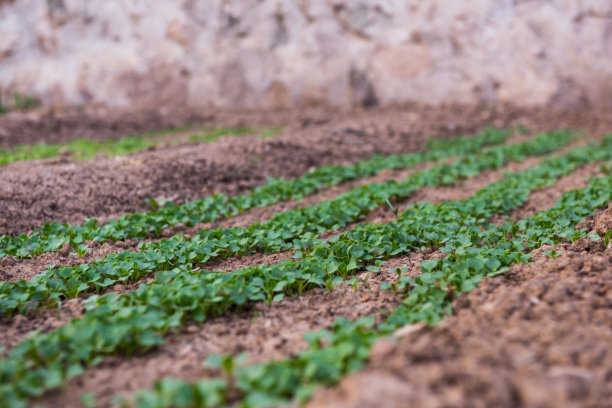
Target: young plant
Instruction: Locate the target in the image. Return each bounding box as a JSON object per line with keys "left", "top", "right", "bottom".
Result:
{"left": 384, "top": 198, "right": 400, "bottom": 219}
{"left": 204, "top": 353, "right": 248, "bottom": 383}
{"left": 543, "top": 249, "right": 563, "bottom": 259}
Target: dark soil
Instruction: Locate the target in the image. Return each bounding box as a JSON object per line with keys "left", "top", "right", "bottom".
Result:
{"left": 0, "top": 158, "right": 431, "bottom": 282}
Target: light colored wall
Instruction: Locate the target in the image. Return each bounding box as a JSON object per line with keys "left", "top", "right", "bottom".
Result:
{"left": 1, "top": 0, "right": 611, "bottom": 109}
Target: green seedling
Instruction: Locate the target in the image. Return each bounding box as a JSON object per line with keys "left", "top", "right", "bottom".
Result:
{"left": 384, "top": 198, "right": 400, "bottom": 219}
{"left": 76, "top": 244, "right": 90, "bottom": 259}
{"left": 204, "top": 352, "right": 247, "bottom": 382}
{"left": 543, "top": 249, "right": 563, "bottom": 259}
{"left": 0, "top": 131, "right": 589, "bottom": 318}
{"left": 259, "top": 126, "right": 283, "bottom": 139}
{"left": 1, "top": 127, "right": 515, "bottom": 260}
{"left": 80, "top": 393, "right": 96, "bottom": 408}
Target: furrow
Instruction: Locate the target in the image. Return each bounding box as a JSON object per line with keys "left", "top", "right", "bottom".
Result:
{"left": 0, "top": 137, "right": 603, "bottom": 406}
{"left": 0, "top": 154, "right": 520, "bottom": 351}
{"left": 0, "top": 127, "right": 509, "bottom": 259}
{"left": 126, "top": 161, "right": 612, "bottom": 408}
{"left": 36, "top": 250, "right": 441, "bottom": 408}
{"left": 2, "top": 128, "right": 529, "bottom": 281}
{"left": 0, "top": 132, "right": 568, "bottom": 316}
{"left": 0, "top": 156, "right": 463, "bottom": 354}
{"left": 308, "top": 225, "right": 612, "bottom": 408}
{"left": 0, "top": 161, "right": 430, "bottom": 282}
{"left": 504, "top": 161, "right": 604, "bottom": 223}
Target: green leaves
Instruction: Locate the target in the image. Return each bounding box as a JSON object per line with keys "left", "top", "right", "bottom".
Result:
{"left": 2, "top": 130, "right": 607, "bottom": 406}
{"left": 0, "top": 127, "right": 510, "bottom": 260}
{"left": 125, "top": 156, "right": 612, "bottom": 407}
{"left": 0, "top": 130, "right": 575, "bottom": 318}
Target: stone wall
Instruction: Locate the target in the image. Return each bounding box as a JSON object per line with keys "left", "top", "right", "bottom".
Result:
{"left": 1, "top": 0, "right": 611, "bottom": 110}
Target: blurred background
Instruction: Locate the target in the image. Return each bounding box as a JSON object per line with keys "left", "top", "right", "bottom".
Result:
{"left": 0, "top": 0, "right": 611, "bottom": 112}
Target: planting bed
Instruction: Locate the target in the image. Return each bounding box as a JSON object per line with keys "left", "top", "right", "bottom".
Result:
{"left": 1, "top": 105, "right": 612, "bottom": 408}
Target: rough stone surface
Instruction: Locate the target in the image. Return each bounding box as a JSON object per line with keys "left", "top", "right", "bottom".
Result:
{"left": 1, "top": 0, "right": 611, "bottom": 109}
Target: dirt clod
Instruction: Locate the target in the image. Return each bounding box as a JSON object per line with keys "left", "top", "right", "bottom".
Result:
{"left": 594, "top": 204, "right": 612, "bottom": 237}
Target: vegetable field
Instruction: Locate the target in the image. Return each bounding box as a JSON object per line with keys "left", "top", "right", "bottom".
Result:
{"left": 1, "top": 106, "right": 612, "bottom": 408}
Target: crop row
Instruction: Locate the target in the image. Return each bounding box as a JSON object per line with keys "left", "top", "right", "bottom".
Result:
{"left": 0, "top": 127, "right": 510, "bottom": 259}
{"left": 0, "top": 126, "right": 268, "bottom": 167}
{"left": 0, "top": 136, "right": 606, "bottom": 406}
{"left": 132, "top": 164, "right": 612, "bottom": 408}
{"left": 0, "top": 131, "right": 571, "bottom": 316}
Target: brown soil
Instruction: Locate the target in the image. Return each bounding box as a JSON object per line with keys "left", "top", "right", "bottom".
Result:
{"left": 2, "top": 105, "right": 612, "bottom": 408}
{"left": 489, "top": 162, "right": 604, "bottom": 226}
{"left": 309, "top": 224, "right": 612, "bottom": 408}
{"left": 0, "top": 106, "right": 326, "bottom": 149}
{"left": 0, "top": 146, "right": 533, "bottom": 286}
{"left": 0, "top": 153, "right": 480, "bottom": 352}
{"left": 37, "top": 250, "right": 440, "bottom": 408}
{"left": 363, "top": 155, "right": 543, "bottom": 226}
{"left": 2, "top": 105, "right": 612, "bottom": 237}
{"left": 0, "top": 105, "right": 474, "bottom": 236}
{"left": 0, "top": 158, "right": 433, "bottom": 282}
{"left": 0, "top": 252, "right": 295, "bottom": 353}
{"left": 9, "top": 154, "right": 592, "bottom": 404}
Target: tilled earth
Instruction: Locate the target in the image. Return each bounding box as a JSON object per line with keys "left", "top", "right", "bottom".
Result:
{"left": 310, "top": 213, "right": 612, "bottom": 408}
{"left": 1, "top": 105, "right": 612, "bottom": 407}
{"left": 2, "top": 105, "right": 612, "bottom": 236}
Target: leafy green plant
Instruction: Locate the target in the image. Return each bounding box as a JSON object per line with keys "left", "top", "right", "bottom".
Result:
{"left": 204, "top": 353, "right": 247, "bottom": 382}
{"left": 384, "top": 198, "right": 400, "bottom": 219}
{"left": 188, "top": 127, "right": 255, "bottom": 143}
{"left": 0, "top": 131, "right": 577, "bottom": 316}
{"left": 0, "top": 126, "right": 276, "bottom": 168}
{"left": 259, "top": 126, "right": 283, "bottom": 139}
{"left": 2, "top": 136, "right": 610, "bottom": 406}
{"left": 133, "top": 169, "right": 612, "bottom": 408}
{"left": 543, "top": 249, "right": 563, "bottom": 259}
{"left": 0, "top": 127, "right": 513, "bottom": 259}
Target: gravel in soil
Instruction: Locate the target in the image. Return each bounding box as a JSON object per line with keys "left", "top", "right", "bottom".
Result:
{"left": 308, "top": 208, "right": 612, "bottom": 408}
